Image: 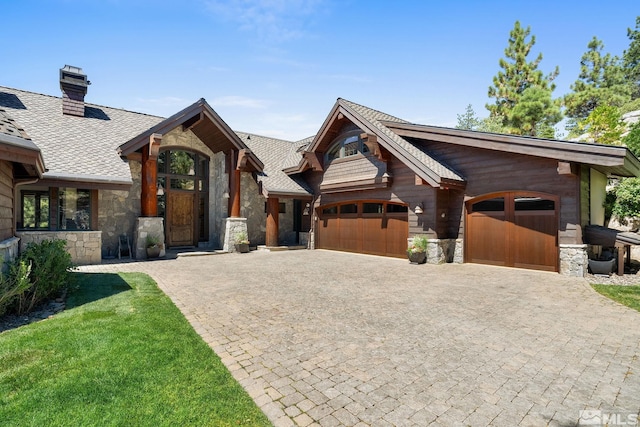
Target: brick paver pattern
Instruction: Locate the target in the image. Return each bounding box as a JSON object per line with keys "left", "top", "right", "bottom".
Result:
{"left": 79, "top": 250, "right": 640, "bottom": 426}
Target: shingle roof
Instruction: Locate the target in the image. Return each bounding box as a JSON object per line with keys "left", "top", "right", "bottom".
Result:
{"left": 237, "top": 131, "right": 312, "bottom": 197}
{"left": 282, "top": 136, "right": 313, "bottom": 170}
{"left": 0, "top": 87, "right": 163, "bottom": 186}
{"left": 337, "top": 99, "right": 464, "bottom": 183}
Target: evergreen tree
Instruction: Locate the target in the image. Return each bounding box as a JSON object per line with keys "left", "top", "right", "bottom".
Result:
{"left": 455, "top": 104, "right": 481, "bottom": 130}
{"left": 564, "top": 37, "right": 631, "bottom": 136}
{"left": 507, "top": 86, "right": 561, "bottom": 137}
{"left": 579, "top": 105, "right": 624, "bottom": 145}
{"left": 487, "top": 21, "right": 560, "bottom": 136}
{"left": 623, "top": 16, "right": 640, "bottom": 99}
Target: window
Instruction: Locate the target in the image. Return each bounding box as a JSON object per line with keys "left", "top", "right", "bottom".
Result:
{"left": 21, "top": 191, "right": 49, "bottom": 229}
{"left": 59, "top": 188, "right": 91, "bottom": 230}
{"left": 363, "top": 203, "right": 383, "bottom": 214}
{"left": 340, "top": 203, "right": 358, "bottom": 214}
{"left": 325, "top": 132, "right": 370, "bottom": 162}
{"left": 471, "top": 197, "right": 505, "bottom": 212}
{"left": 386, "top": 203, "right": 408, "bottom": 213}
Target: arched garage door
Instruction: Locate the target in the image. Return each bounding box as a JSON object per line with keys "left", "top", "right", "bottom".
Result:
{"left": 465, "top": 192, "right": 558, "bottom": 272}
{"left": 317, "top": 201, "right": 408, "bottom": 258}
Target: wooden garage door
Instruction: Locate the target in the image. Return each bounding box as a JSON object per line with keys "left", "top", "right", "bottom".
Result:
{"left": 466, "top": 192, "right": 558, "bottom": 272}
{"left": 317, "top": 201, "right": 408, "bottom": 258}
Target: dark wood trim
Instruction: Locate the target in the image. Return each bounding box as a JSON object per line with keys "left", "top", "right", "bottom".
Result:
{"left": 35, "top": 179, "right": 131, "bottom": 191}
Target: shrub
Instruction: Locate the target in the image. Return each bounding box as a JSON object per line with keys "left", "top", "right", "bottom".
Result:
{"left": 7, "top": 239, "right": 74, "bottom": 315}
{"left": 407, "top": 235, "right": 428, "bottom": 254}
{"left": 0, "top": 260, "right": 31, "bottom": 317}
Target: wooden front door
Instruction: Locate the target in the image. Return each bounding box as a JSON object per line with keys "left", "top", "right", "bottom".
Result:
{"left": 465, "top": 192, "right": 558, "bottom": 272}
{"left": 168, "top": 192, "right": 195, "bottom": 247}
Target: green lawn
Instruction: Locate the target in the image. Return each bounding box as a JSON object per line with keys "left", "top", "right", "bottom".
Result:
{"left": 0, "top": 272, "right": 271, "bottom": 427}
{"left": 592, "top": 284, "right": 640, "bottom": 312}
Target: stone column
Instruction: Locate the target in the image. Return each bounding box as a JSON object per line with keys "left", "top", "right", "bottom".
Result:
{"left": 134, "top": 217, "right": 165, "bottom": 259}
{"left": 223, "top": 217, "right": 248, "bottom": 253}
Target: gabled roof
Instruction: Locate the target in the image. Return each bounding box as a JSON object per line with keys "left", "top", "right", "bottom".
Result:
{"left": 295, "top": 98, "right": 466, "bottom": 189}
{"left": 238, "top": 131, "right": 312, "bottom": 198}
{"left": 119, "top": 98, "right": 263, "bottom": 172}
{"left": 0, "top": 86, "right": 162, "bottom": 188}
{"left": 383, "top": 122, "right": 640, "bottom": 178}
{"left": 0, "top": 109, "right": 45, "bottom": 178}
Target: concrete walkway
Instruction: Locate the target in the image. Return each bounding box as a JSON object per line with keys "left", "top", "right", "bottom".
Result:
{"left": 79, "top": 250, "right": 640, "bottom": 426}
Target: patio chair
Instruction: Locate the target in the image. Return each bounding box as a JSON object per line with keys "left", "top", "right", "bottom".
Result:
{"left": 118, "top": 234, "right": 132, "bottom": 260}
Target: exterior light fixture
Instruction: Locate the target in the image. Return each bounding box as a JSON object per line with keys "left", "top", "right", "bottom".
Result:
{"left": 415, "top": 203, "right": 424, "bottom": 214}
{"left": 303, "top": 203, "right": 311, "bottom": 216}
{"left": 156, "top": 183, "right": 164, "bottom": 196}
{"left": 222, "top": 190, "right": 230, "bottom": 199}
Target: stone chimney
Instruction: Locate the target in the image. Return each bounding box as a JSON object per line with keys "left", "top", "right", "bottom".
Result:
{"left": 59, "top": 65, "right": 90, "bottom": 117}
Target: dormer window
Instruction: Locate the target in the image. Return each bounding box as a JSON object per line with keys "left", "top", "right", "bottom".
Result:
{"left": 326, "top": 132, "right": 370, "bottom": 162}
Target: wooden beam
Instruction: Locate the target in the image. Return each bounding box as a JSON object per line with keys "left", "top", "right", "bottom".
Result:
{"left": 557, "top": 161, "right": 579, "bottom": 176}
{"left": 266, "top": 197, "right": 279, "bottom": 247}
{"left": 229, "top": 150, "right": 241, "bottom": 217}
{"left": 415, "top": 175, "right": 428, "bottom": 186}
{"left": 141, "top": 134, "right": 161, "bottom": 217}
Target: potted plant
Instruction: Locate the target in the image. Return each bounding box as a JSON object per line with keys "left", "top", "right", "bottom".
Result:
{"left": 407, "top": 235, "right": 428, "bottom": 264}
{"left": 146, "top": 235, "right": 162, "bottom": 258}
{"left": 234, "top": 231, "right": 250, "bottom": 253}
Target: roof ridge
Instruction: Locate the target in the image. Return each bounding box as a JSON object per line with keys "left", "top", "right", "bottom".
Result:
{"left": 338, "top": 98, "right": 408, "bottom": 123}
{"left": 0, "top": 85, "right": 165, "bottom": 119}
{"left": 234, "top": 130, "right": 296, "bottom": 144}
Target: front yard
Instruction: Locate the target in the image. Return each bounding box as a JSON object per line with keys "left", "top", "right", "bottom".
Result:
{"left": 0, "top": 272, "right": 270, "bottom": 427}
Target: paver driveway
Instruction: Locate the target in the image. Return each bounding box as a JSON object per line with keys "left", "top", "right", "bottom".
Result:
{"left": 79, "top": 250, "right": 640, "bottom": 426}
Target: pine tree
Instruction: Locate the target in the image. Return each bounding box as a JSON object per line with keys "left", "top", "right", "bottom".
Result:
{"left": 564, "top": 37, "right": 630, "bottom": 135}
{"left": 455, "top": 104, "right": 481, "bottom": 130}
{"left": 487, "top": 21, "right": 560, "bottom": 136}
{"left": 623, "top": 16, "right": 640, "bottom": 99}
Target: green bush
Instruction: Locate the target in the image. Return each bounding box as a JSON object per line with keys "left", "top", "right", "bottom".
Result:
{"left": 1, "top": 239, "right": 75, "bottom": 315}
{"left": 0, "top": 260, "right": 31, "bottom": 317}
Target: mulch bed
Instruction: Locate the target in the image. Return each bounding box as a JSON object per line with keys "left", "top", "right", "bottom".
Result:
{"left": 0, "top": 290, "right": 67, "bottom": 334}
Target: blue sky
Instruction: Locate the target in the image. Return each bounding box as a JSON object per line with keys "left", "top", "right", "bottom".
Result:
{"left": 3, "top": 0, "right": 638, "bottom": 140}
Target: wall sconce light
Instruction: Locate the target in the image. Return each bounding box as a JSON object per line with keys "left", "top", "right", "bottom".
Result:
{"left": 414, "top": 203, "right": 424, "bottom": 214}
{"left": 222, "top": 189, "right": 230, "bottom": 199}
{"left": 156, "top": 183, "right": 164, "bottom": 196}
{"left": 302, "top": 203, "right": 311, "bottom": 216}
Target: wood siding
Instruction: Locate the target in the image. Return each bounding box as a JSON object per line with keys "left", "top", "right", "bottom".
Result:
{"left": 410, "top": 139, "right": 581, "bottom": 244}
{"left": 0, "top": 161, "right": 14, "bottom": 241}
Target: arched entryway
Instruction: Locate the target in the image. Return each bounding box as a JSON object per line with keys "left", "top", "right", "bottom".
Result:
{"left": 465, "top": 191, "right": 559, "bottom": 272}
{"left": 157, "top": 149, "right": 209, "bottom": 247}
{"left": 316, "top": 200, "right": 408, "bottom": 258}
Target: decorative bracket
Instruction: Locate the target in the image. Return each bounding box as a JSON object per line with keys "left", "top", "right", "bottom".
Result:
{"left": 361, "top": 133, "right": 388, "bottom": 161}
{"left": 303, "top": 151, "right": 324, "bottom": 171}
{"left": 237, "top": 148, "right": 251, "bottom": 170}
{"left": 149, "top": 133, "right": 162, "bottom": 160}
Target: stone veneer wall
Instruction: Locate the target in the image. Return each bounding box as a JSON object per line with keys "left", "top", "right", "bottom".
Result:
{"left": 241, "top": 172, "right": 266, "bottom": 245}
{"left": 559, "top": 244, "right": 588, "bottom": 277}
{"left": 133, "top": 217, "right": 165, "bottom": 260}
{"left": 17, "top": 231, "right": 102, "bottom": 265}
{"left": 423, "top": 238, "right": 463, "bottom": 264}
{"left": 0, "top": 236, "right": 20, "bottom": 271}
{"left": 99, "top": 161, "right": 141, "bottom": 258}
